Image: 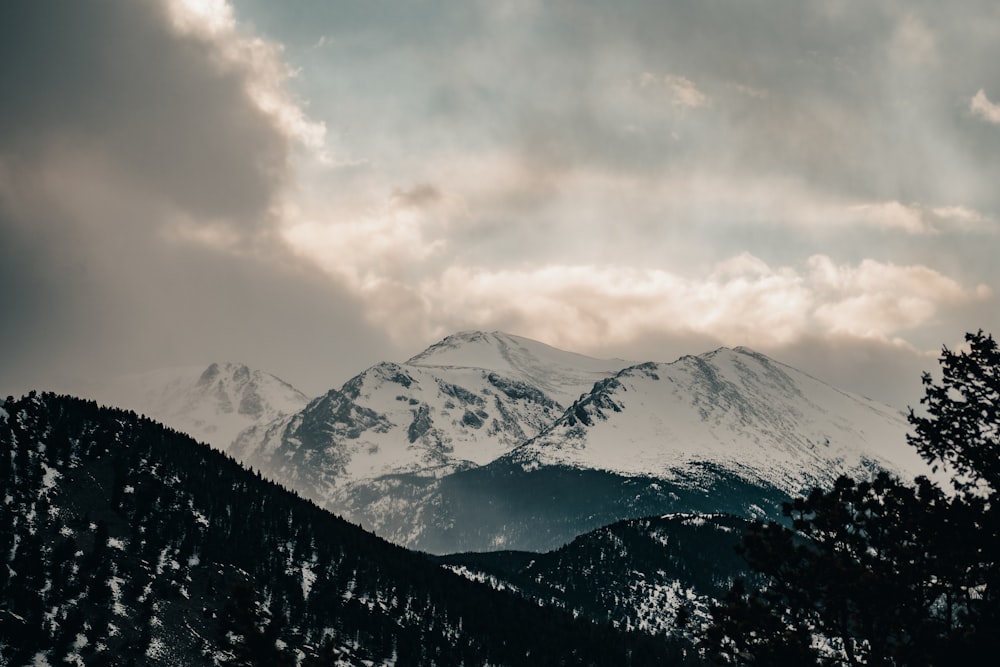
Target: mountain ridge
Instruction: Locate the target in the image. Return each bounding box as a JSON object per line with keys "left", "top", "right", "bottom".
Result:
{"left": 231, "top": 333, "right": 630, "bottom": 494}
{"left": 406, "top": 330, "right": 631, "bottom": 405}
{"left": 75, "top": 331, "right": 930, "bottom": 553}
{"left": 506, "top": 345, "right": 924, "bottom": 495}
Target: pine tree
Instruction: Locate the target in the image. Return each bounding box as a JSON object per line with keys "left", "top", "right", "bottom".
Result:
{"left": 707, "top": 332, "right": 1000, "bottom": 665}
{"left": 909, "top": 330, "right": 1000, "bottom": 494}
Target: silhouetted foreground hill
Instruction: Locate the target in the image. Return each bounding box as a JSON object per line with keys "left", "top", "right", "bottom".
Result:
{"left": 433, "top": 513, "right": 759, "bottom": 642}
{"left": 0, "top": 392, "right": 682, "bottom": 666}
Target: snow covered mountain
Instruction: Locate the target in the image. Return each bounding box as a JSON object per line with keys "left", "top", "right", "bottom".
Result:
{"left": 231, "top": 331, "right": 629, "bottom": 488}
{"left": 94, "top": 362, "right": 310, "bottom": 452}
{"left": 506, "top": 347, "right": 928, "bottom": 494}
{"left": 231, "top": 333, "right": 930, "bottom": 553}
{"left": 407, "top": 331, "right": 631, "bottom": 406}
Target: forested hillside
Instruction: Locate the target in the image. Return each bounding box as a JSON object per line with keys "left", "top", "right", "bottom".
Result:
{"left": 0, "top": 392, "right": 680, "bottom": 666}
{"left": 434, "top": 513, "right": 759, "bottom": 642}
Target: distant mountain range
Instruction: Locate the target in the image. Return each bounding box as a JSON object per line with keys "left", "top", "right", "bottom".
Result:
{"left": 231, "top": 331, "right": 626, "bottom": 481}
{"left": 0, "top": 331, "right": 943, "bottom": 661}
{"left": 95, "top": 332, "right": 930, "bottom": 553}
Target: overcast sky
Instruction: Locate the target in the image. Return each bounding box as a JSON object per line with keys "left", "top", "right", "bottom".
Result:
{"left": 2, "top": 0, "right": 999, "bottom": 408}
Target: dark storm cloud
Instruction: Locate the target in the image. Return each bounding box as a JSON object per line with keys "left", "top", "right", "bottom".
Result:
{"left": 0, "top": 0, "right": 285, "bottom": 224}
{"left": 0, "top": 0, "right": 394, "bottom": 397}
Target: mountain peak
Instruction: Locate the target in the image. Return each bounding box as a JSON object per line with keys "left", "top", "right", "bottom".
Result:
{"left": 406, "top": 331, "right": 518, "bottom": 365}
{"left": 93, "top": 362, "right": 310, "bottom": 451}
{"left": 698, "top": 345, "right": 765, "bottom": 360}
{"left": 408, "top": 331, "right": 626, "bottom": 371}
{"left": 196, "top": 361, "right": 252, "bottom": 386}
{"left": 405, "top": 331, "right": 630, "bottom": 405}
{"left": 513, "top": 344, "right": 928, "bottom": 494}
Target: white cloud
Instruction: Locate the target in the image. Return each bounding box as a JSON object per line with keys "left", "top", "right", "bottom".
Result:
{"left": 807, "top": 256, "right": 976, "bottom": 338}
{"left": 636, "top": 72, "right": 709, "bottom": 109}
{"left": 666, "top": 75, "right": 709, "bottom": 109}
{"left": 317, "top": 253, "right": 987, "bottom": 353}
{"left": 164, "top": 0, "right": 235, "bottom": 36}
{"left": 165, "top": 0, "right": 329, "bottom": 159}
{"left": 971, "top": 89, "right": 1000, "bottom": 125}
{"left": 280, "top": 185, "right": 468, "bottom": 289}
{"left": 839, "top": 201, "right": 994, "bottom": 234}
{"left": 137, "top": 3, "right": 1000, "bottom": 366}
{"left": 283, "top": 213, "right": 445, "bottom": 289}
{"left": 931, "top": 205, "right": 991, "bottom": 229}
{"left": 846, "top": 201, "right": 929, "bottom": 234}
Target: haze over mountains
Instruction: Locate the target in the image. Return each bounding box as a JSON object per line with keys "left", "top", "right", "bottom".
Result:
{"left": 94, "top": 331, "right": 931, "bottom": 552}
{"left": 95, "top": 362, "right": 310, "bottom": 451}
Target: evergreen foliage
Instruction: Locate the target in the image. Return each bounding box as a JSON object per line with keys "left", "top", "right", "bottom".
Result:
{"left": 0, "top": 392, "right": 676, "bottom": 666}
{"left": 433, "top": 513, "right": 758, "bottom": 644}
{"left": 908, "top": 330, "right": 1000, "bottom": 494}
{"left": 706, "top": 331, "right": 1000, "bottom": 665}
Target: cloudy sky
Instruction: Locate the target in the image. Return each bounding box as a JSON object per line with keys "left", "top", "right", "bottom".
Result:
{"left": 2, "top": 0, "right": 999, "bottom": 408}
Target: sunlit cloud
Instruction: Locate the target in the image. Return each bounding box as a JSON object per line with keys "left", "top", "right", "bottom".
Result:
{"left": 280, "top": 185, "right": 468, "bottom": 289}
{"left": 636, "top": 72, "right": 709, "bottom": 109}
{"left": 164, "top": 0, "right": 235, "bottom": 36}
{"left": 165, "top": 0, "right": 329, "bottom": 160}
{"left": 842, "top": 201, "right": 993, "bottom": 234}
{"left": 845, "top": 202, "right": 929, "bottom": 234}
{"left": 971, "top": 89, "right": 1000, "bottom": 124}
{"left": 4, "top": 0, "right": 1000, "bottom": 407}
{"left": 311, "top": 253, "right": 988, "bottom": 354}
{"left": 283, "top": 216, "right": 444, "bottom": 288}
{"left": 666, "top": 75, "right": 709, "bottom": 109}
{"left": 931, "top": 205, "right": 991, "bottom": 228}
{"left": 808, "top": 257, "right": 980, "bottom": 337}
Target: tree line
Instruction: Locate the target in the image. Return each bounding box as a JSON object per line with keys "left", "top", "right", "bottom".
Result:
{"left": 707, "top": 331, "right": 1000, "bottom": 665}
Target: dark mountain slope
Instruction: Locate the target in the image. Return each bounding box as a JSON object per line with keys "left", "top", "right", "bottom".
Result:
{"left": 433, "top": 514, "right": 759, "bottom": 641}
{"left": 0, "top": 392, "right": 679, "bottom": 666}
{"left": 388, "top": 459, "right": 790, "bottom": 553}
